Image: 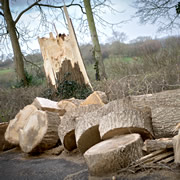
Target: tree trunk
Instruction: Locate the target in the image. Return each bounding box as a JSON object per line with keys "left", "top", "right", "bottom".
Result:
{"left": 1, "top": 0, "right": 27, "bottom": 85}
{"left": 84, "top": 134, "right": 143, "bottom": 176}
{"left": 130, "top": 89, "right": 180, "bottom": 138}
{"left": 83, "top": 0, "right": 107, "bottom": 80}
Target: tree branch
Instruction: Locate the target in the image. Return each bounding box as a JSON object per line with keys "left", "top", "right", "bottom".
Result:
{"left": 0, "top": 11, "right": 4, "bottom": 17}
{"left": 14, "top": 0, "right": 42, "bottom": 24}
{"left": 37, "top": 3, "right": 86, "bottom": 14}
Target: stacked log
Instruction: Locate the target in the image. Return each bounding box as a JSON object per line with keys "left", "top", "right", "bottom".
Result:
{"left": 58, "top": 104, "right": 101, "bottom": 152}
{"left": 19, "top": 110, "right": 61, "bottom": 153}
{"left": 5, "top": 104, "right": 38, "bottom": 145}
{"left": 84, "top": 134, "right": 143, "bottom": 176}
{"left": 0, "top": 122, "right": 15, "bottom": 151}
{"left": 99, "top": 106, "right": 154, "bottom": 141}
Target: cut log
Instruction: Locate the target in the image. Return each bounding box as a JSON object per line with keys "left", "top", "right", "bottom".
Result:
{"left": 143, "top": 138, "right": 173, "bottom": 152}
{"left": 84, "top": 134, "right": 143, "bottom": 176}
{"left": 58, "top": 104, "right": 101, "bottom": 151}
{"left": 38, "top": 7, "right": 92, "bottom": 89}
{"left": 130, "top": 89, "right": 180, "bottom": 138}
{"left": 5, "top": 104, "right": 38, "bottom": 145}
{"left": 75, "top": 110, "right": 101, "bottom": 154}
{"left": 0, "top": 122, "right": 15, "bottom": 151}
{"left": 80, "top": 91, "right": 108, "bottom": 106}
{"left": 19, "top": 110, "right": 61, "bottom": 153}
{"left": 99, "top": 106, "right": 154, "bottom": 141}
{"left": 173, "top": 133, "right": 180, "bottom": 164}
{"left": 57, "top": 98, "right": 83, "bottom": 112}
{"left": 33, "top": 97, "right": 65, "bottom": 116}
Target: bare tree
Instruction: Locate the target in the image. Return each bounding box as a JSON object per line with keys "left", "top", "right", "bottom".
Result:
{"left": 133, "top": 0, "right": 180, "bottom": 31}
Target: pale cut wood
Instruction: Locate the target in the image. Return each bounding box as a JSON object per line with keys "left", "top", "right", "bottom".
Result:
{"left": 84, "top": 134, "right": 143, "bottom": 176}
{"left": 33, "top": 97, "right": 65, "bottom": 116}
{"left": 38, "top": 6, "right": 92, "bottom": 89}
{"left": 75, "top": 110, "right": 101, "bottom": 154}
{"left": 99, "top": 106, "right": 154, "bottom": 141}
{"left": 58, "top": 98, "right": 83, "bottom": 112}
{"left": 159, "top": 155, "right": 174, "bottom": 163}
{"left": 19, "top": 110, "right": 61, "bottom": 153}
{"left": 173, "top": 132, "right": 180, "bottom": 164}
{"left": 58, "top": 104, "right": 101, "bottom": 151}
{"left": 0, "top": 122, "right": 15, "bottom": 151}
{"left": 80, "top": 91, "right": 108, "bottom": 106}
{"left": 130, "top": 89, "right": 180, "bottom": 138}
{"left": 5, "top": 104, "right": 37, "bottom": 145}
{"left": 143, "top": 138, "right": 173, "bottom": 152}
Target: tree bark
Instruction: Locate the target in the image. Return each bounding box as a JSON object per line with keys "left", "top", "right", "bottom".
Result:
{"left": 1, "top": 0, "right": 27, "bottom": 85}
{"left": 99, "top": 106, "right": 154, "bottom": 141}
{"left": 130, "top": 89, "right": 180, "bottom": 138}
{"left": 83, "top": 0, "right": 107, "bottom": 80}
{"left": 84, "top": 134, "right": 143, "bottom": 176}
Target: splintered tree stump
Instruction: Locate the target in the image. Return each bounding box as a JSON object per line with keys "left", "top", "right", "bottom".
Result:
{"left": 0, "top": 122, "right": 15, "bottom": 151}
{"left": 84, "top": 133, "right": 143, "bottom": 176}
{"left": 58, "top": 104, "right": 101, "bottom": 151}
{"left": 80, "top": 91, "right": 108, "bottom": 106}
{"left": 38, "top": 7, "right": 92, "bottom": 89}
{"left": 5, "top": 104, "right": 38, "bottom": 145}
{"left": 33, "top": 97, "right": 66, "bottom": 116}
{"left": 99, "top": 106, "right": 154, "bottom": 141}
{"left": 130, "top": 89, "right": 180, "bottom": 138}
{"left": 75, "top": 110, "right": 101, "bottom": 154}
{"left": 19, "top": 110, "right": 61, "bottom": 153}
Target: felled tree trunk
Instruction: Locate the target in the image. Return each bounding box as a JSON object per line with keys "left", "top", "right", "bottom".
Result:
{"left": 130, "top": 89, "right": 180, "bottom": 138}
{"left": 58, "top": 104, "right": 101, "bottom": 151}
{"left": 5, "top": 104, "right": 38, "bottom": 145}
{"left": 0, "top": 122, "right": 15, "bottom": 151}
{"left": 84, "top": 134, "right": 143, "bottom": 176}
{"left": 99, "top": 106, "right": 154, "bottom": 141}
{"left": 38, "top": 6, "right": 92, "bottom": 89}
{"left": 19, "top": 110, "right": 61, "bottom": 153}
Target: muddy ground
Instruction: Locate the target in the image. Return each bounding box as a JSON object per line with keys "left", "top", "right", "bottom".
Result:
{"left": 0, "top": 148, "right": 180, "bottom": 180}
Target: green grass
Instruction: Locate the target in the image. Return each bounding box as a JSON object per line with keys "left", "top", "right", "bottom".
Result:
{"left": 0, "top": 68, "right": 14, "bottom": 75}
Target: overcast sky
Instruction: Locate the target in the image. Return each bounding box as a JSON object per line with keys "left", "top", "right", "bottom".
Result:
{"left": 1, "top": 0, "right": 180, "bottom": 57}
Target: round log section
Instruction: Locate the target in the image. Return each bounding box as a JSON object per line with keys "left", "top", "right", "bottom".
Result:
{"left": 58, "top": 104, "right": 101, "bottom": 151}
{"left": 84, "top": 133, "right": 143, "bottom": 176}
{"left": 19, "top": 110, "right": 61, "bottom": 153}
{"left": 0, "top": 122, "right": 15, "bottom": 151}
{"left": 75, "top": 110, "right": 101, "bottom": 154}
{"left": 99, "top": 106, "right": 154, "bottom": 141}
{"left": 5, "top": 104, "right": 37, "bottom": 145}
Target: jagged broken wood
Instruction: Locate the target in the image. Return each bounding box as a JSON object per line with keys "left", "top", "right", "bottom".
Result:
{"left": 173, "top": 124, "right": 180, "bottom": 164}
{"left": 38, "top": 6, "right": 92, "bottom": 89}
{"left": 5, "top": 104, "right": 38, "bottom": 145}
{"left": 19, "top": 110, "right": 61, "bottom": 153}
{"left": 84, "top": 134, "right": 143, "bottom": 176}
{"left": 99, "top": 106, "right": 154, "bottom": 141}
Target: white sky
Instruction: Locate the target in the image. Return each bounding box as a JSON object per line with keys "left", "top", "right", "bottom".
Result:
{"left": 1, "top": 0, "right": 180, "bottom": 58}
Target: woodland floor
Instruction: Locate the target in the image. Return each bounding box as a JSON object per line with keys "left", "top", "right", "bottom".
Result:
{"left": 0, "top": 148, "right": 180, "bottom": 180}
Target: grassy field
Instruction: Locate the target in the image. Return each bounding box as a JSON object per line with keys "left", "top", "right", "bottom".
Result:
{"left": 0, "top": 68, "right": 14, "bottom": 75}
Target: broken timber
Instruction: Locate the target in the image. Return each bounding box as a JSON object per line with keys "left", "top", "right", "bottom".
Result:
{"left": 38, "top": 6, "right": 92, "bottom": 89}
